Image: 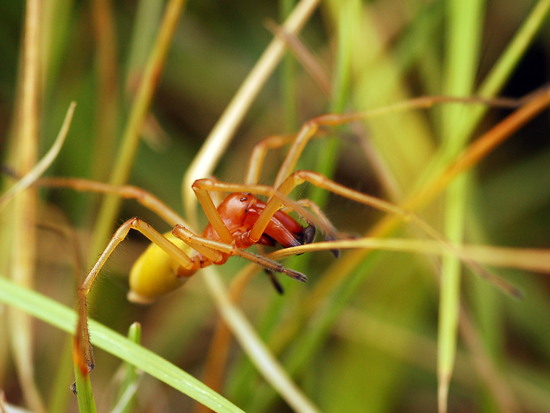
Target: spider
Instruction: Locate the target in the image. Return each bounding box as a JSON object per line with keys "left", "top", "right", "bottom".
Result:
{"left": 35, "top": 94, "right": 531, "bottom": 378}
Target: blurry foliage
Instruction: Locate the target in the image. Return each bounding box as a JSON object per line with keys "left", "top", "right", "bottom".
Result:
{"left": 1, "top": 0, "right": 550, "bottom": 412}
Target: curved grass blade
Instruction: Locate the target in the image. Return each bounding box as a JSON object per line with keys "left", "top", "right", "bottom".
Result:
{"left": 0, "top": 276, "right": 244, "bottom": 413}
{"left": 112, "top": 322, "right": 142, "bottom": 413}
{"left": 0, "top": 102, "right": 76, "bottom": 210}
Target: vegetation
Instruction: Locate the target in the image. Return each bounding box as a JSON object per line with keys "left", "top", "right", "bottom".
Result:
{"left": 1, "top": 0, "right": 550, "bottom": 412}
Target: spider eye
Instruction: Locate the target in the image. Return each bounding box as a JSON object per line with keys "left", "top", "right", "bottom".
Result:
{"left": 240, "top": 196, "right": 248, "bottom": 202}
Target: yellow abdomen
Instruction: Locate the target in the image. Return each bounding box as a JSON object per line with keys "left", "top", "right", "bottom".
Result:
{"left": 128, "top": 232, "right": 195, "bottom": 304}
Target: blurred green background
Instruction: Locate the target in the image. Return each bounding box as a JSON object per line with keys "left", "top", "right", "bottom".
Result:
{"left": 1, "top": 0, "right": 550, "bottom": 412}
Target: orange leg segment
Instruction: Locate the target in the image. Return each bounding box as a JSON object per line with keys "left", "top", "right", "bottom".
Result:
{"left": 38, "top": 177, "right": 189, "bottom": 228}
{"left": 265, "top": 170, "right": 521, "bottom": 297}
{"left": 253, "top": 98, "right": 521, "bottom": 190}
{"left": 191, "top": 178, "right": 338, "bottom": 241}
{"left": 77, "top": 218, "right": 199, "bottom": 371}
{"left": 172, "top": 225, "right": 307, "bottom": 282}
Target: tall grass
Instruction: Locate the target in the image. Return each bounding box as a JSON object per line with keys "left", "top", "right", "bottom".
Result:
{"left": 1, "top": 0, "right": 550, "bottom": 412}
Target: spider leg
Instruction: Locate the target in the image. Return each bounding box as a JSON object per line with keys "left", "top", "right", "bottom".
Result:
{"left": 245, "top": 134, "right": 296, "bottom": 185}
{"left": 295, "top": 198, "right": 339, "bottom": 257}
{"left": 265, "top": 270, "right": 284, "bottom": 295}
{"left": 191, "top": 184, "right": 234, "bottom": 244}
{"left": 278, "top": 198, "right": 340, "bottom": 257}
{"left": 241, "top": 94, "right": 534, "bottom": 250}
{"left": 172, "top": 225, "right": 307, "bottom": 282}
{"left": 192, "top": 170, "right": 510, "bottom": 294}
{"left": 37, "top": 177, "right": 190, "bottom": 228}
{"left": 192, "top": 178, "right": 338, "bottom": 242}
{"left": 76, "top": 218, "right": 200, "bottom": 372}
{"left": 266, "top": 170, "right": 521, "bottom": 297}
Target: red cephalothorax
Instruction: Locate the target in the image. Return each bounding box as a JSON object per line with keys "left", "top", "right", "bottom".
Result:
{"left": 201, "top": 193, "right": 315, "bottom": 252}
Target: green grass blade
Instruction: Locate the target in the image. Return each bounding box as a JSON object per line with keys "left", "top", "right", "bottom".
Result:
{"left": 74, "top": 361, "right": 97, "bottom": 413}
{"left": 112, "top": 322, "right": 142, "bottom": 413}
{"left": 438, "top": 0, "right": 485, "bottom": 411}
{"left": 437, "top": 174, "right": 468, "bottom": 412}
{"left": 280, "top": 0, "right": 298, "bottom": 133}
{"left": 478, "top": 0, "right": 550, "bottom": 99}
{"left": 309, "top": 0, "right": 358, "bottom": 207}
{"left": 415, "top": 0, "right": 550, "bottom": 189}
{"left": 0, "top": 276, "right": 244, "bottom": 413}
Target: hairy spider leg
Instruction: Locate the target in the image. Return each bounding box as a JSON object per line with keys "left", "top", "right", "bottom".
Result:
{"left": 245, "top": 133, "right": 297, "bottom": 185}
{"left": 37, "top": 178, "right": 309, "bottom": 372}
{"left": 171, "top": 225, "right": 306, "bottom": 282}
{"left": 269, "top": 170, "right": 522, "bottom": 297}
{"left": 38, "top": 178, "right": 310, "bottom": 286}
{"left": 244, "top": 96, "right": 523, "bottom": 192}
{"left": 39, "top": 177, "right": 188, "bottom": 228}
{"left": 45, "top": 93, "right": 534, "bottom": 375}
{"left": 192, "top": 172, "right": 520, "bottom": 298}
{"left": 76, "top": 218, "right": 199, "bottom": 371}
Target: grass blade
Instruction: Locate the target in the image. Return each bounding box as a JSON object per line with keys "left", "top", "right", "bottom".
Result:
{"left": 0, "top": 276, "right": 245, "bottom": 413}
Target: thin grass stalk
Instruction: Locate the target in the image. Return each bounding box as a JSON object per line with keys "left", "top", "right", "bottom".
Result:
{"left": 437, "top": 0, "right": 485, "bottom": 411}
{"left": 90, "top": 0, "right": 188, "bottom": 262}
{"left": 227, "top": 278, "right": 298, "bottom": 403}
{"left": 89, "top": 0, "right": 119, "bottom": 183}
{"left": 8, "top": 0, "right": 45, "bottom": 411}
{"left": 268, "top": 239, "right": 550, "bottom": 273}
{"left": 309, "top": 0, "right": 357, "bottom": 207}
{"left": 0, "top": 102, "right": 76, "bottom": 210}
{"left": 280, "top": 0, "right": 298, "bottom": 132}
{"left": 438, "top": 173, "right": 468, "bottom": 413}
{"left": 201, "top": 267, "right": 321, "bottom": 413}
{"left": 193, "top": 264, "right": 259, "bottom": 413}
{"left": 112, "top": 322, "right": 141, "bottom": 413}
{"left": 125, "top": 0, "right": 165, "bottom": 86}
